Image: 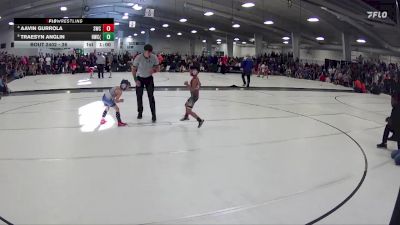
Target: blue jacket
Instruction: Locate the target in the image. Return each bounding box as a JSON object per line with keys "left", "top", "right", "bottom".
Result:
{"left": 241, "top": 58, "right": 253, "bottom": 74}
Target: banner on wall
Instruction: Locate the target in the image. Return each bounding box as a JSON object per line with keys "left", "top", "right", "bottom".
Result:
{"left": 129, "top": 21, "right": 136, "bottom": 28}
{"left": 144, "top": 8, "right": 155, "bottom": 17}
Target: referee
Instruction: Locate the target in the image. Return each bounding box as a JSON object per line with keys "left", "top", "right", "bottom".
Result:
{"left": 132, "top": 44, "right": 160, "bottom": 122}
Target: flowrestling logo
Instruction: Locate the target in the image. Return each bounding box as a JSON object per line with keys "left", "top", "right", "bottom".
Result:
{"left": 367, "top": 11, "right": 388, "bottom": 19}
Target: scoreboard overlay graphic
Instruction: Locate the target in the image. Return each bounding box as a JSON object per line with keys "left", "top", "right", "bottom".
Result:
{"left": 14, "top": 18, "right": 115, "bottom": 49}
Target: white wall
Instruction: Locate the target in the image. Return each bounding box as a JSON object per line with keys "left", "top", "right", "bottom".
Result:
{"left": 213, "top": 43, "right": 227, "bottom": 55}
{"left": 118, "top": 34, "right": 206, "bottom": 55}
{"left": 300, "top": 49, "right": 342, "bottom": 64}
{"left": 232, "top": 45, "right": 257, "bottom": 57}
{"left": 240, "top": 46, "right": 256, "bottom": 57}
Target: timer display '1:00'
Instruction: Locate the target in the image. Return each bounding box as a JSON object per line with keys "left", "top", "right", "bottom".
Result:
{"left": 97, "top": 42, "right": 112, "bottom": 47}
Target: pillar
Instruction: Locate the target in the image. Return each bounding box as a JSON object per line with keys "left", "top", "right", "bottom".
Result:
{"left": 226, "top": 35, "right": 234, "bottom": 57}
{"left": 117, "top": 31, "right": 124, "bottom": 53}
{"left": 145, "top": 30, "right": 150, "bottom": 44}
{"left": 254, "top": 33, "right": 263, "bottom": 56}
{"left": 291, "top": 32, "right": 300, "bottom": 61}
{"left": 206, "top": 39, "right": 212, "bottom": 55}
{"left": 189, "top": 38, "right": 195, "bottom": 56}
{"left": 342, "top": 32, "right": 351, "bottom": 61}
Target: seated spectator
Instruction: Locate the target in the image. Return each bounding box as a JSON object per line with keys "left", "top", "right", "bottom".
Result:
{"left": 0, "top": 74, "right": 9, "bottom": 94}
{"left": 361, "top": 82, "right": 367, "bottom": 93}
{"left": 354, "top": 79, "right": 363, "bottom": 93}
{"left": 70, "top": 59, "right": 77, "bottom": 74}
{"left": 319, "top": 72, "right": 327, "bottom": 82}
{"left": 370, "top": 82, "right": 381, "bottom": 95}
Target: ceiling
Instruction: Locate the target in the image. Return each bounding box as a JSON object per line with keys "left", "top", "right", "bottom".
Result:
{"left": 0, "top": 0, "right": 400, "bottom": 55}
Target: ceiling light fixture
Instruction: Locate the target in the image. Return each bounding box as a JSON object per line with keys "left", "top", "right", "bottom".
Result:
{"left": 209, "top": 27, "right": 216, "bottom": 31}
{"left": 150, "top": 28, "right": 155, "bottom": 31}
{"left": 114, "top": 22, "right": 120, "bottom": 25}
{"left": 128, "top": 35, "right": 132, "bottom": 38}
{"left": 8, "top": 21, "right": 14, "bottom": 25}
{"left": 202, "top": 40, "right": 206, "bottom": 43}
{"left": 283, "top": 41, "right": 289, "bottom": 44}
{"left": 316, "top": 37, "right": 325, "bottom": 41}
{"left": 307, "top": 17, "right": 319, "bottom": 22}
{"left": 242, "top": 41, "right": 247, "bottom": 44}
{"left": 122, "top": 15, "right": 128, "bottom": 19}
{"left": 356, "top": 39, "right": 366, "bottom": 43}
{"left": 166, "top": 34, "right": 171, "bottom": 38}
{"left": 282, "top": 36, "right": 290, "bottom": 40}
{"left": 241, "top": 2, "right": 255, "bottom": 8}
{"left": 179, "top": 18, "right": 187, "bottom": 23}
{"left": 133, "top": 4, "right": 143, "bottom": 10}
{"left": 264, "top": 20, "right": 274, "bottom": 25}
{"left": 191, "top": 30, "right": 197, "bottom": 33}
{"left": 216, "top": 39, "right": 221, "bottom": 42}
{"left": 162, "top": 24, "right": 169, "bottom": 27}
{"left": 234, "top": 37, "right": 240, "bottom": 41}
{"left": 60, "top": 6, "right": 67, "bottom": 11}
{"left": 232, "top": 23, "right": 240, "bottom": 28}
{"left": 204, "top": 11, "right": 214, "bottom": 16}
{"left": 177, "top": 32, "right": 182, "bottom": 36}
{"left": 134, "top": 33, "right": 138, "bottom": 36}
{"left": 141, "top": 31, "right": 145, "bottom": 34}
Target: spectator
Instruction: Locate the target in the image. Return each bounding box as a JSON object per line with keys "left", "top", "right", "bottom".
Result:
{"left": 377, "top": 95, "right": 400, "bottom": 149}
{"left": 96, "top": 52, "right": 106, "bottom": 79}
{"left": 241, "top": 55, "right": 254, "bottom": 87}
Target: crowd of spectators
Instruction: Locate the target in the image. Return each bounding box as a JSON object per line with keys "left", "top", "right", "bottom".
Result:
{"left": 1, "top": 50, "right": 399, "bottom": 96}
{"left": 288, "top": 58, "right": 400, "bottom": 96}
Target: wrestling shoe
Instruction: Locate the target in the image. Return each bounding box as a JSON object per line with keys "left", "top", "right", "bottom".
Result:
{"left": 180, "top": 116, "right": 189, "bottom": 121}
{"left": 118, "top": 122, "right": 128, "bottom": 127}
{"left": 137, "top": 113, "right": 143, "bottom": 119}
{"left": 198, "top": 119, "right": 204, "bottom": 128}
{"left": 152, "top": 115, "right": 157, "bottom": 123}
{"left": 377, "top": 143, "right": 387, "bottom": 149}
{"left": 100, "top": 118, "right": 107, "bottom": 125}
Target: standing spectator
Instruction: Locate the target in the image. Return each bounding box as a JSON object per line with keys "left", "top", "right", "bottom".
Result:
{"left": 221, "top": 55, "right": 228, "bottom": 74}
{"left": 241, "top": 55, "right": 254, "bottom": 87}
{"left": 96, "top": 52, "right": 106, "bottom": 79}
{"left": 70, "top": 59, "right": 77, "bottom": 75}
{"left": 112, "top": 53, "right": 118, "bottom": 72}
{"left": 377, "top": 95, "right": 400, "bottom": 149}
{"left": 105, "top": 53, "right": 112, "bottom": 78}
{"left": 45, "top": 54, "right": 52, "bottom": 74}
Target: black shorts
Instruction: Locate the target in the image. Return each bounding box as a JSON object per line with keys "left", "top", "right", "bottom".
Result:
{"left": 185, "top": 96, "right": 198, "bottom": 108}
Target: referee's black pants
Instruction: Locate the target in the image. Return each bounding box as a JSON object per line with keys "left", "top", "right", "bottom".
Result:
{"left": 136, "top": 76, "right": 156, "bottom": 116}
{"left": 242, "top": 72, "right": 251, "bottom": 87}
{"left": 97, "top": 64, "right": 104, "bottom": 78}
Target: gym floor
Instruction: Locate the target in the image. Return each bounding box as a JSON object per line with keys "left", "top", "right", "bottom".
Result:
{"left": 0, "top": 72, "right": 398, "bottom": 224}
